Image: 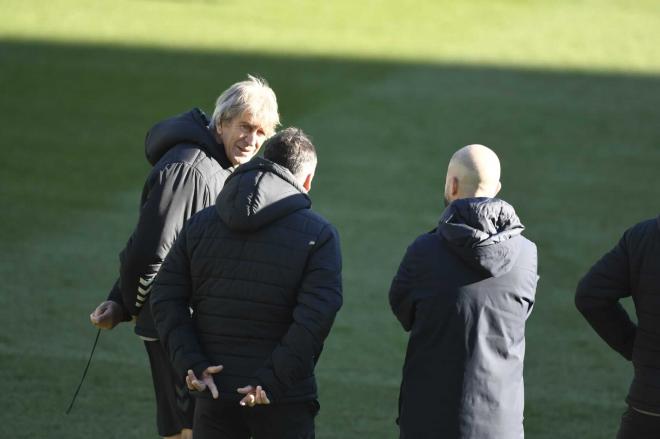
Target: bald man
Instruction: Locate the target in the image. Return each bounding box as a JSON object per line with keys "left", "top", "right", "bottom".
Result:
{"left": 389, "top": 145, "right": 539, "bottom": 439}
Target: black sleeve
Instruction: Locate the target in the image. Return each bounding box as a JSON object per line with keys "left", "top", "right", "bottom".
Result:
{"left": 105, "top": 279, "right": 131, "bottom": 322}
{"left": 389, "top": 243, "right": 420, "bottom": 332}
{"left": 151, "top": 224, "right": 211, "bottom": 380}
{"left": 116, "top": 163, "right": 211, "bottom": 316}
{"left": 254, "top": 225, "right": 343, "bottom": 401}
{"left": 575, "top": 230, "right": 637, "bottom": 360}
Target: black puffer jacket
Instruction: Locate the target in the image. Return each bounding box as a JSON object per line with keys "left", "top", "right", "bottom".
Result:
{"left": 390, "top": 198, "right": 538, "bottom": 439}
{"left": 576, "top": 216, "right": 660, "bottom": 413}
{"left": 107, "top": 108, "right": 233, "bottom": 338}
{"left": 151, "top": 158, "right": 343, "bottom": 402}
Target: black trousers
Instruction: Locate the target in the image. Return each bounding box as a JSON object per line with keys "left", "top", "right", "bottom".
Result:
{"left": 194, "top": 398, "right": 319, "bottom": 439}
{"left": 144, "top": 341, "right": 194, "bottom": 436}
{"left": 617, "top": 407, "right": 660, "bottom": 439}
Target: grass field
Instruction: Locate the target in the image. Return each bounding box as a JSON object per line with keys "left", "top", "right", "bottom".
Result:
{"left": 1, "top": 1, "right": 660, "bottom": 438}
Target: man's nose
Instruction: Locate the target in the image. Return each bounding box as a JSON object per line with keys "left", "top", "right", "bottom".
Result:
{"left": 245, "top": 130, "right": 257, "bottom": 146}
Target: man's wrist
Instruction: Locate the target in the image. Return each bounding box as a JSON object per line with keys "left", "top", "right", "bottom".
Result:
{"left": 254, "top": 368, "right": 284, "bottom": 401}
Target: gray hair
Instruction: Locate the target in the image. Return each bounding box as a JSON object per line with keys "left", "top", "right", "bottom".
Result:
{"left": 264, "top": 127, "right": 317, "bottom": 179}
{"left": 210, "top": 75, "right": 280, "bottom": 135}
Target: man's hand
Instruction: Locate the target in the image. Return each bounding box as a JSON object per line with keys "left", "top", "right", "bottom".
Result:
{"left": 89, "top": 300, "right": 125, "bottom": 329}
{"left": 186, "top": 365, "right": 223, "bottom": 399}
{"left": 237, "top": 385, "right": 270, "bottom": 407}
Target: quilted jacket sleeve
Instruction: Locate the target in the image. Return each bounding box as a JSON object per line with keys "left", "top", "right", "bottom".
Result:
{"left": 110, "top": 162, "right": 211, "bottom": 317}
{"left": 575, "top": 229, "right": 637, "bottom": 360}
{"left": 254, "top": 224, "right": 343, "bottom": 401}
{"left": 150, "top": 224, "right": 211, "bottom": 380}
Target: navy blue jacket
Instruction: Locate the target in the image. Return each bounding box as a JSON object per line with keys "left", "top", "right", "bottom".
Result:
{"left": 151, "top": 158, "right": 342, "bottom": 402}
{"left": 390, "top": 198, "right": 538, "bottom": 439}
{"left": 576, "top": 216, "right": 660, "bottom": 413}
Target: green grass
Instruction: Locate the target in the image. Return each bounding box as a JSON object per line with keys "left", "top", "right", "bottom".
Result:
{"left": 2, "top": 0, "right": 660, "bottom": 73}
{"left": 1, "top": 1, "right": 660, "bottom": 438}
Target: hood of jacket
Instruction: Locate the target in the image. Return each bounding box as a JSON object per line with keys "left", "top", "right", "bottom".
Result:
{"left": 216, "top": 157, "right": 311, "bottom": 232}
{"left": 437, "top": 197, "right": 525, "bottom": 277}
{"left": 144, "top": 108, "right": 231, "bottom": 168}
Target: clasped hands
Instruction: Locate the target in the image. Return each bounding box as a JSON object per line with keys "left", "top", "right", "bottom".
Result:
{"left": 186, "top": 365, "right": 270, "bottom": 407}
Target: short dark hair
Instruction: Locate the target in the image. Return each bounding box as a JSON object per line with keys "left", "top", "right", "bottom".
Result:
{"left": 263, "top": 127, "right": 317, "bottom": 178}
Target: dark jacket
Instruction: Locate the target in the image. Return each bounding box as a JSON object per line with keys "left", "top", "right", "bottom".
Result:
{"left": 576, "top": 216, "right": 660, "bottom": 413}
{"left": 107, "top": 108, "right": 233, "bottom": 338}
{"left": 151, "top": 158, "right": 343, "bottom": 403}
{"left": 389, "top": 198, "right": 538, "bottom": 439}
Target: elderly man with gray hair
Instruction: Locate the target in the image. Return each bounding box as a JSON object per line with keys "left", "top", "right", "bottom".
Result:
{"left": 390, "top": 144, "right": 539, "bottom": 439}
{"left": 89, "top": 75, "right": 279, "bottom": 439}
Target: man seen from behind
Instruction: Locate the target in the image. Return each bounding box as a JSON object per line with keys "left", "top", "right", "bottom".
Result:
{"left": 151, "top": 127, "right": 342, "bottom": 439}
{"left": 389, "top": 144, "right": 539, "bottom": 439}
{"left": 576, "top": 216, "right": 660, "bottom": 438}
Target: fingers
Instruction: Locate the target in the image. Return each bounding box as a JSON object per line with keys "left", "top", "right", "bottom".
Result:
{"left": 90, "top": 313, "right": 111, "bottom": 329}
{"left": 206, "top": 365, "right": 223, "bottom": 375}
{"left": 208, "top": 380, "right": 219, "bottom": 400}
{"left": 239, "top": 393, "right": 256, "bottom": 407}
{"left": 186, "top": 370, "right": 196, "bottom": 391}
{"left": 237, "top": 385, "right": 269, "bottom": 407}
{"left": 186, "top": 370, "right": 206, "bottom": 392}
{"left": 90, "top": 302, "right": 117, "bottom": 329}
{"left": 236, "top": 385, "right": 254, "bottom": 395}
{"left": 198, "top": 365, "right": 222, "bottom": 399}
{"left": 253, "top": 386, "right": 266, "bottom": 404}
{"left": 93, "top": 302, "right": 110, "bottom": 317}
{"left": 258, "top": 386, "right": 270, "bottom": 405}
{"left": 90, "top": 304, "right": 105, "bottom": 323}
{"left": 237, "top": 386, "right": 255, "bottom": 407}
{"left": 92, "top": 303, "right": 106, "bottom": 315}
{"left": 187, "top": 369, "right": 218, "bottom": 400}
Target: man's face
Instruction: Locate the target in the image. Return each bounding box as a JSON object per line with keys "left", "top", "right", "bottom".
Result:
{"left": 217, "top": 112, "right": 269, "bottom": 166}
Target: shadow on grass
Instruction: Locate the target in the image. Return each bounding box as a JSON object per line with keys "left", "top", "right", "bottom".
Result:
{"left": 1, "top": 38, "right": 659, "bottom": 439}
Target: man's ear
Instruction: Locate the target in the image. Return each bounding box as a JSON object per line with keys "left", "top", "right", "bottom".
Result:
{"left": 302, "top": 172, "right": 314, "bottom": 193}
{"left": 450, "top": 176, "right": 459, "bottom": 197}
{"left": 495, "top": 181, "right": 502, "bottom": 196}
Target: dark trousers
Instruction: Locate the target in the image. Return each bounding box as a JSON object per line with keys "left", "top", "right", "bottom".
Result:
{"left": 194, "top": 398, "right": 319, "bottom": 439}
{"left": 144, "top": 341, "right": 194, "bottom": 436}
{"left": 617, "top": 407, "right": 660, "bottom": 439}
